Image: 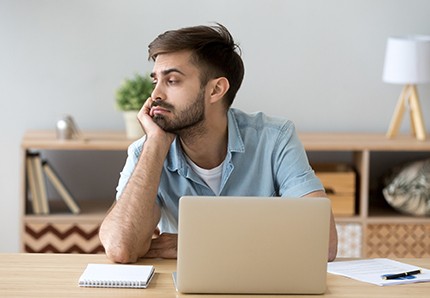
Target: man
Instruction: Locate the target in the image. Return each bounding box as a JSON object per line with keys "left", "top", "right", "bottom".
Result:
{"left": 99, "top": 24, "right": 338, "bottom": 264}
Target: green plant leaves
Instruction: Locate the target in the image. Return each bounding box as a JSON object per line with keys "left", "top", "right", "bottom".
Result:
{"left": 116, "top": 73, "right": 153, "bottom": 111}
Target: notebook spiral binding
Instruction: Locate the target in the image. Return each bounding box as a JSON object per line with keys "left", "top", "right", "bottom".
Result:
{"left": 79, "top": 279, "right": 147, "bottom": 288}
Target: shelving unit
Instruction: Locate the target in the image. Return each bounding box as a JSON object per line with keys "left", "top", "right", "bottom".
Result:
{"left": 21, "top": 131, "right": 131, "bottom": 254}
{"left": 20, "top": 131, "right": 430, "bottom": 257}
{"left": 301, "top": 133, "right": 430, "bottom": 258}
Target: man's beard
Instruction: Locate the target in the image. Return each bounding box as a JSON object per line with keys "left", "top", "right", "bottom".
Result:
{"left": 152, "top": 87, "right": 206, "bottom": 135}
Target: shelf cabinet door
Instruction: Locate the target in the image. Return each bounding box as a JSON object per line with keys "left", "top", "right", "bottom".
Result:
{"left": 364, "top": 223, "right": 430, "bottom": 258}
{"left": 23, "top": 221, "right": 104, "bottom": 254}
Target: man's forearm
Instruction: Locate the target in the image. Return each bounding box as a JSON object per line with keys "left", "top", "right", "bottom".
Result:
{"left": 99, "top": 137, "right": 169, "bottom": 263}
{"left": 303, "top": 190, "right": 338, "bottom": 261}
{"left": 327, "top": 212, "right": 338, "bottom": 262}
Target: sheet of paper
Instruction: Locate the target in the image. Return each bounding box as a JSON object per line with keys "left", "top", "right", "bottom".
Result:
{"left": 327, "top": 258, "right": 430, "bottom": 286}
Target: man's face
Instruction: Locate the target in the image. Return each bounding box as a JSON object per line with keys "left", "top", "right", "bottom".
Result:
{"left": 150, "top": 51, "right": 207, "bottom": 134}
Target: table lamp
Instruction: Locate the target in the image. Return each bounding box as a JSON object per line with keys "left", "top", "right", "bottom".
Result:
{"left": 383, "top": 35, "right": 430, "bottom": 141}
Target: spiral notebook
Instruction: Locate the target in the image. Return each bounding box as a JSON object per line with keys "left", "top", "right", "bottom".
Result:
{"left": 78, "top": 263, "right": 155, "bottom": 288}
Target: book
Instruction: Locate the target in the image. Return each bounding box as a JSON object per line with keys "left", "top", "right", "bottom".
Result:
{"left": 31, "top": 153, "right": 50, "bottom": 214}
{"left": 26, "top": 154, "right": 42, "bottom": 214}
{"left": 42, "top": 161, "right": 80, "bottom": 214}
{"left": 78, "top": 263, "right": 155, "bottom": 288}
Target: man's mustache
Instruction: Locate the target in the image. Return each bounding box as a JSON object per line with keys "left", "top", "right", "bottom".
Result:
{"left": 151, "top": 100, "right": 174, "bottom": 110}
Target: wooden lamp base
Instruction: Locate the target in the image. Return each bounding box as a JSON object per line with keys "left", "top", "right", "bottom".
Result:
{"left": 386, "top": 84, "right": 427, "bottom": 141}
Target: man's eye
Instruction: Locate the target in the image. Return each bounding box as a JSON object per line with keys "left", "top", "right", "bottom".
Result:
{"left": 168, "top": 80, "right": 178, "bottom": 85}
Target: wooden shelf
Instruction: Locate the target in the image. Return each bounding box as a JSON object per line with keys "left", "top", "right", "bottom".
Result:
{"left": 19, "top": 131, "right": 430, "bottom": 257}
{"left": 300, "top": 132, "right": 430, "bottom": 151}
{"left": 24, "top": 199, "right": 112, "bottom": 223}
{"left": 367, "top": 207, "right": 430, "bottom": 223}
{"left": 21, "top": 130, "right": 132, "bottom": 151}
{"left": 331, "top": 216, "right": 363, "bottom": 223}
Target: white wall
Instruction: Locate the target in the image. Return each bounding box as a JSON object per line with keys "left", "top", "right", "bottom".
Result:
{"left": 1, "top": 0, "right": 430, "bottom": 252}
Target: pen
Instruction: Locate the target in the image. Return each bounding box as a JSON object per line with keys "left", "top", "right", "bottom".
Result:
{"left": 381, "top": 269, "right": 422, "bottom": 280}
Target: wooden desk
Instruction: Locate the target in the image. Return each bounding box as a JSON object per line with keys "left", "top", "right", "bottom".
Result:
{"left": 1, "top": 254, "right": 429, "bottom": 297}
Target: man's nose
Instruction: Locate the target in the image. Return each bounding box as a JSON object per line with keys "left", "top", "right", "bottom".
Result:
{"left": 151, "top": 82, "right": 165, "bottom": 101}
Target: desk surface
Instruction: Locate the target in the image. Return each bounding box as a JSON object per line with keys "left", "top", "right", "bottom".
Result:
{"left": 1, "top": 254, "right": 429, "bottom": 297}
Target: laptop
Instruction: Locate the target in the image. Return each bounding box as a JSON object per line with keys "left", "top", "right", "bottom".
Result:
{"left": 174, "top": 196, "right": 331, "bottom": 294}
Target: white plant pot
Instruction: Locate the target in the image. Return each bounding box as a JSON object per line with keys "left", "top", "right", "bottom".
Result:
{"left": 123, "top": 111, "right": 144, "bottom": 139}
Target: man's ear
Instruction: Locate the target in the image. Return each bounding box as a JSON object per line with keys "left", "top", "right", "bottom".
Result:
{"left": 208, "top": 77, "right": 230, "bottom": 104}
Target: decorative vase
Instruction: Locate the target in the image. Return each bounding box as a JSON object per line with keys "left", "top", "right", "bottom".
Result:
{"left": 123, "top": 110, "right": 144, "bottom": 139}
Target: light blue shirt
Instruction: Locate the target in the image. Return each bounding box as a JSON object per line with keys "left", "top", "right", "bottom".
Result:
{"left": 116, "top": 108, "right": 323, "bottom": 233}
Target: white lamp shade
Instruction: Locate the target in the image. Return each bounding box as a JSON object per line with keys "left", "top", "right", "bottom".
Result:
{"left": 382, "top": 35, "right": 430, "bottom": 84}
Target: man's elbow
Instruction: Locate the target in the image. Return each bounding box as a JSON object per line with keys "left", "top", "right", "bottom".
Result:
{"left": 104, "top": 246, "right": 140, "bottom": 264}
{"left": 99, "top": 231, "right": 145, "bottom": 264}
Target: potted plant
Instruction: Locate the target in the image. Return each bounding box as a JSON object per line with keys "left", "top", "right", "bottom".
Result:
{"left": 116, "top": 73, "right": 153, "bottom": 139}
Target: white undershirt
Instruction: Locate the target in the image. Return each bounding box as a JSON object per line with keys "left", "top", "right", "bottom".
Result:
{"left": 185, "top": 155, "right": 224, "bottom": 195}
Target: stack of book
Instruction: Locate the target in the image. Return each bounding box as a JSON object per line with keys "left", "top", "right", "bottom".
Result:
{"left": 26, "top": 152, "right": 80, "bottom": 215}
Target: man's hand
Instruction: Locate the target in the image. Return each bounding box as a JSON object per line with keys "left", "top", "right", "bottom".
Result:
{"left": 138, "top": 97, "right": 175, "bottom": 144}
{"left": 144, "top": 232, "right": 178, "bottom": 259}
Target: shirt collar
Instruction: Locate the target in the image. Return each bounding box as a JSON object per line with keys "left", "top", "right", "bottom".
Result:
{"left": 167, "top": 108, "right": 245, "bottom": 172}
{"left": 227, "top": 108, "right": 245, "bottom": 153}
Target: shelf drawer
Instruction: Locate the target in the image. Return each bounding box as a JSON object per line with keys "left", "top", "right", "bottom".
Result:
{"left": 23, "top": 221, "right": 104, "bottom": 254}
{"left": 314, "top": 163, "right": 356, "bottom": 216}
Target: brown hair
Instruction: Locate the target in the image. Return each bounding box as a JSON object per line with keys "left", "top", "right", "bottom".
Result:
{"left": 148, "top": 24, "right": 245, "bottom": 107}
